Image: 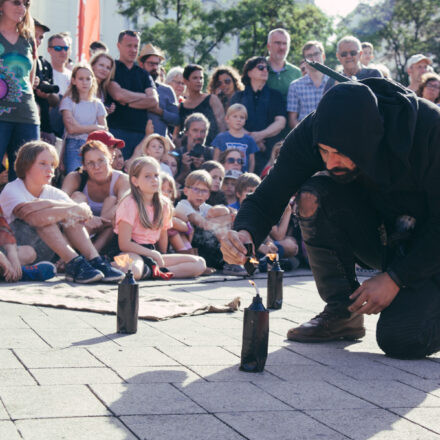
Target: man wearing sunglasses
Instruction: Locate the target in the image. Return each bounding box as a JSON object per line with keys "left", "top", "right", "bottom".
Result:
{"left": 47, "top": 32, "right": 72, "bottom": 97}
{"left": 324, "top": 36, "right": 382, "bottom": 93}
{"left": 222, "top": 76, "right": 440, "bottom": 360}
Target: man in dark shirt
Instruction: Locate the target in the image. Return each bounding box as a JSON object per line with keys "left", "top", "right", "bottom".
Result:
{"left": 221, "top": 78, "right": 440, "bottom": 360}
{"left": 107, "top": 30, "right": 158, "bottom": 159}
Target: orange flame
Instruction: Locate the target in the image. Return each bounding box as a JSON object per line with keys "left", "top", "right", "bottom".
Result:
{"left": 248, "top": 279, "right": 260, "bottom": 295}
{"left": 113, "top": 253, "right": 133, "bottom": 268}
{"left": 267, "top": 253, "right": 277, "bottom": 262}
{"left": 249, "top": 257, "right": 259, "bottom": 264}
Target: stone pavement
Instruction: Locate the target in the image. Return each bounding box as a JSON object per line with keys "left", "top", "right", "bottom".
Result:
{"left": 0, "top": 273, "right": 439, "bottom": 439}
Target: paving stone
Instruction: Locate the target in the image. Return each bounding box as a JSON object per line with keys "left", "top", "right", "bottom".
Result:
{"left": 0, "top": 401, "right": 9, "bottom": 420}
{"left": 91, "top": 383, "right": 204, "bottom": 415}
{"left": 14, "top": 348, "right": 103, "bottom": 368}
{"left": 0, "top": 421, "right": 21, "bottom": 439}
{"left": 0, "top": 369, "right": 36, "bottom": 386}
{"left": 257, "top": 380, "right": 375, "bottom": 410}
{"left": 31, "top": 328, "right": 111, "bottom": 349}
{"left": 397, "top": 376, "right": 440, "bottom": 398}
{"left": 108, "top": 326, "right": 187, "bottom": 347}
{"left": 0, "top": 329, "right": 49, "bottom": 349}
{"left": 0, "top": 385, "right": 109, "bottom": 419}
{"left": 266, "top": 363, "right": 352, "bottom": 382}
{"left": 30, "top": 367, "right": 123, "bottom": 385}
{"left": 0, "top": 349, "right": 22, "bottom": 369}
{"left": 88, "top": 346, "right": 179, "bottom": 367}
{"left": 305, "top": 408, "right": 440, "bottom": 439}
{"left": 113, "top": 366, "right": 201, "bottom": 385}
{"left": 375, "top": 357, "right": 440, "bottom": 379}
{"left": 392, "top": 407, "right": 440, "bottom": 435}
{"left": 159, "top": 346, "right": 239, "bottom": 366}
{"left": 0, "top": 315, "right": 29, "bottom": 329}
{"left": 327, "top": 377, "right": 440, "bottom": 408}
{"left": 21, "top": 314, "right": 92, "bottom": 330}
{"left": 217, "top": 411, "right": 346, "bottom": 440}
{"left": 122, "top": 414, "right": 243, "bottom": 440}
{"left": 175, "top": 382, "right": 291, "bottom": 412}
{"left": 16, "top": 416, "right": 138, "bottom": 440}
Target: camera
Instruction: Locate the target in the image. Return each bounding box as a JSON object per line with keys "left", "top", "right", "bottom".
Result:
{"left": 189, "top": 143, "right": 205, "bottom": 158}
{"left": 37, "top": 81, "right": 59, "bottom": 94}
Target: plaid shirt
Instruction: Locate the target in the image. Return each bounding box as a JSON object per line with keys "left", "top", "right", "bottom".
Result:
{"left": 287, "top": 74, "right": 328, "bottom": 122}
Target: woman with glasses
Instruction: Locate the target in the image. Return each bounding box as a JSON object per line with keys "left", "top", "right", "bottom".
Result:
{"left": 165, "top": 67, "right": 185, "bottom": 103}
{"left": 0, "top": 0, "right": 40, "bottom": 181}
{"left": 230, "top": 56, "right": 286, "bottom": 174}
{"left": 207, "top": 66, "right": 243, "bottom": 111}
{"left": 219, "top": 148, "right": 245, "bottom": 173}
{"left": 416, "top": 72, "right": 440, "bottom": 105}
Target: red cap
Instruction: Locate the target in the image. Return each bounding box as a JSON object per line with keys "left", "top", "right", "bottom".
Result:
{"left": 87, "top": 130, "right": 125, "bottom": 149}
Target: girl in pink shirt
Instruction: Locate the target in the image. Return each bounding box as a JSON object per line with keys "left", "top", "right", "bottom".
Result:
{"left": 114, "top": 157, "right": 206, "bottom": 280}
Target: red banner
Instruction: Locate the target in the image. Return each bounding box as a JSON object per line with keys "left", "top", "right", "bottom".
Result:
{"left": 77, "top": 0, "right": 100, "bottom": 62}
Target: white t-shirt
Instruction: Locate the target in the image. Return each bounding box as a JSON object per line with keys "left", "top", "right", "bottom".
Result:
{"left": 160, "top": 162, "right": 173, "bottom": 176}
{"left": 175, "top": 199, "right": 211, "bottom": 219}
{"left": 60, "top": 96, "right": 106, "bottom": 141}
{"left": 53, "top": 68, "right": 71, "bottom": 96}
{"left": 0, "top": 178, "right": 71, "bottom": 224}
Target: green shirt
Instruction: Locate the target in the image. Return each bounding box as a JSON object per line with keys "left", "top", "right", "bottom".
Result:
{"left": 0, "top": 33, "right": 39, "bottom": 125}
{"left": 267, "top": 61, "right": 301, "bottom": 99}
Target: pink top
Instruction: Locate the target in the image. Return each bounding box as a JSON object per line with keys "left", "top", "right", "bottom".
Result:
{"left": 114, "top": 195, "right": 172, "bottom": 245}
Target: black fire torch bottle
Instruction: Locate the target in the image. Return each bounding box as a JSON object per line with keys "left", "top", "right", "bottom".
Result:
{"left": 240, "top": 294, "right": 269, "bottom": 373}
{"left": 117, "top": 270, "right": 139, "bottom": 334}
{"left": 267, "top": 258, "right": 283, "bottom": 309}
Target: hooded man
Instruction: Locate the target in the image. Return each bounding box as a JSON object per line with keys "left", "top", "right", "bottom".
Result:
{"left": 221, "top": 77, "right": 440, "bottom": 359}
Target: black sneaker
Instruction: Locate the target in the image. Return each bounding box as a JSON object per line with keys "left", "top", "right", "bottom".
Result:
{"left": 65, "top": 256, "right": 104, "bottom": 284}
{"left": 89, "top": 256, "right": 125, "bottom": 283}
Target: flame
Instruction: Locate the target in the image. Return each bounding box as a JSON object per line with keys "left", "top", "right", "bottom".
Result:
{"left": 267, "top": 253, "right": 277, "bottom": 262}
{"left": 249, "top": 257, "right": 259, "bottom": 264}
{"left": 113, "top": 253, "right": 133, "bottom": 268}
{"left": 248, "top": 279, "right": 260, "bottom": 295}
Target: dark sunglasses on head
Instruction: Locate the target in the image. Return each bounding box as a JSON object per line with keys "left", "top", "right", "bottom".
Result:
{"left": 340, "top": 50, "right": 359, "bottom": 58}
{"left": 256, "top": 64, "right": 268, "bottom": 71}
{"left": 226, "top": 157, "right": 243, "bottom": 164}
{"left": 9, "top": 0, "right": 30, "bottom": 7}
{"left": 50, "top": 45, "right": 70, "bottom": 52}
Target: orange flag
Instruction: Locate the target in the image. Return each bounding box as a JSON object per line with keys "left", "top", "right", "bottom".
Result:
{"left": 77, "top": 0, "right": 101, "bottom": 62}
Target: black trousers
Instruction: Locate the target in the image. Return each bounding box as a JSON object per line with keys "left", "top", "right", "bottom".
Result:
{"left": 298, "top": 175, "right": 440, "bottom": 359}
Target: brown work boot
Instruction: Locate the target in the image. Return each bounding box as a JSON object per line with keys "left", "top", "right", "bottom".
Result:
{"left": 287, "top": 309, "right": 365, "bottom": 343}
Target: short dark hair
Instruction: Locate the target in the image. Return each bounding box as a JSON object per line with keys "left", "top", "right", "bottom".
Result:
{"left": 118, "top": 30, "right": 140, "bottom": 43}
{"left": 241, "top": 56, "right": 267, "bottom": 87}
{"left": 183, "top": 64, "right": 203, "bottom": 80}
{"left": 90, "top": 41, "right": 108, "bottom": 52}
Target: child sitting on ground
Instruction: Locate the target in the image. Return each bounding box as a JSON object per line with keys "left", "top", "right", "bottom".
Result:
{"left": 222, "top": 169, "right": 242, "bottom": 207}
{"left": 112, "top": 157, "right": 206, "bottom": 280}
{"left": 230, "top": 172, "right": 261, "bottom": 210}
{"left": 212, "top": 103, "right": 258, "bottom": 173}
{"left": 200, "top": 160, "right": 227, "bottom": 205}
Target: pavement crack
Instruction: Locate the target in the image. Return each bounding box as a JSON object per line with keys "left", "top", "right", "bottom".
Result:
{"left": 10, "top": 348, "right": 40, "bottom": 386}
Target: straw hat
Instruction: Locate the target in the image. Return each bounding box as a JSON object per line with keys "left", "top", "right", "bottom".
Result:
{"left": 138, "top": 43, "right": 165, "bottom": 64}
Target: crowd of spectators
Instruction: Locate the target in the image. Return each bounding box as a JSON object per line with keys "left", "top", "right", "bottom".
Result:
{"left": 0, "top": 0, "right": 439, "bottom": 284}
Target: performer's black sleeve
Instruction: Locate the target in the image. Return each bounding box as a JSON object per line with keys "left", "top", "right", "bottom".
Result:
{"left": 234, "top": 115, "right": 324, "bottom": 247}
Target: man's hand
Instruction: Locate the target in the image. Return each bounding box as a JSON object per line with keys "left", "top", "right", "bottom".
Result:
{"left": 192, "top": 155, "right": 204, "bottom": 169}
{"left": 181, "top": 152, "right": 192, "bottom": 169}
{"left": 220, "top": 230, "right": 253, "bottom": 265}
{"left": 348, "top": 272, "right": 400, "bottom": 315}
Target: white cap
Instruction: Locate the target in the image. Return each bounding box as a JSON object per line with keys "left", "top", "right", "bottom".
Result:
{"left": 407, "top": 54, "right": 432, "bottom": 70}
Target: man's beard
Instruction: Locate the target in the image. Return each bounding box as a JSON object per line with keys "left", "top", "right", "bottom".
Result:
{"left": 150, "top": 70, "right": 159, "bottom": 80}
{"left": 328, "top": 166, "right": 360, "bottom": 183}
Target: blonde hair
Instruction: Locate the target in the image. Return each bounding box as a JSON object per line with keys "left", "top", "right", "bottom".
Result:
{"left": 160, "top": 172, "right": 177, "bottom": 202}
{"left": 184, "top": 169, "right": 212, "bottom": 190}
{"left": 226, "top": 103, "right": 248, "bottom": 119}
{"left": 128, "top": 157, "right": 170, "bottom": 230}
{"left": 142, "top": 134, "right": 172, "bottom": 159}
{"left": 64, "top": 63, "right": 98, "bottom": 104}
{"left": 15, "top": 140, "right": 59, "bottom": 179}
{"left": 90, "top": 52, "right": 115, "bottom": 100}
{"left": 0, "top": 0, "right": 34, "bottom": 40}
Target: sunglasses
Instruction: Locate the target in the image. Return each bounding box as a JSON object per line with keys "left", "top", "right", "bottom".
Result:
{"left": 256, "top": 64, "right": 268, "bottom": 71}
{"left": 226, "top": 157, "right": 243, "bottom": 164}
{"left": 8, "top": 0, "right": 30, "bottom": 7}
{"left": 50, "top": 46, "right": 70, "bottom": 52}
{"left": 339, "top": 50, "right": 359, "bottom": 58}
{"left": 217, "top": 77, "right": 232, "bottom": 86}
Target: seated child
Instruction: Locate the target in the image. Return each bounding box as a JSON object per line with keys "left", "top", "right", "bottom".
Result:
{"left": 0, "top": 141, "right": 124, "bottom": 284}
{"left": 200, "top": 160, "right": 227, "bottom": 205}
{"left": 113, "top": 157, "right": 206, "bottom": 280}
{"left": 175, "top": 170, "right": 233, "bottom": 270}
{"left": 161, "top": 172, "right": 194, "bottom": 253}
{"left": 222, "top": 169, "right": 242, "bottom": 206}
{"left": 230, "top": 172, "right": 261, "bottom": 210}
{"left": 212, "top": 103, "right": 258, "bottom": 173}
{"left": 0, "top": 206, "right": 56, "bottom": 282}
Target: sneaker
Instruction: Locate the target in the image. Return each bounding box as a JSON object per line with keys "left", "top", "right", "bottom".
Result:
{"left": 287, "top": 309, "right": 365, "bottom": 343}
{"left": 222, "top": 263, "right": 248, "bottom": 277}
{"left": 21, "top": 261, "right": 57, "bottom": 281}
{"left": 89, "top": 256, "right": 125, "bottom": 283}
{"left": 65, "top": 256, "right": 104, "bottom": 284}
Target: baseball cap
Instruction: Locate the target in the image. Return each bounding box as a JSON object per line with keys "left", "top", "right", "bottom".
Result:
{"left": 407, "top": 54, "right": 432, "bottom": 69}
{"left": 34, "top": 19, "right": 50, "bottom": 33}
{"left": 87, "top": 130, "right": 125, "bottom": 149}
{"left": 224, "top": 169, "right": 243, "bottom": 180}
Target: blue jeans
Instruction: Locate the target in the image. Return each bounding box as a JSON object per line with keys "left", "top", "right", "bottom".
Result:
{"left": 0, "top": 121, "right": 40, "bottom": 181}
{"left": 64, "top": 138, "right": 85, "bottom": 173}
{"left": 109, "top": 128, "right": 144, "bottom": 160}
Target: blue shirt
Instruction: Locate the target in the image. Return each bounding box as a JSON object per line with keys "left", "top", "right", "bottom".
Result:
{"left": 148, "top": 82, "right": 179, "bottom": 137}
{"left": 212, "top": 131, "right": 259, "bottom": 171}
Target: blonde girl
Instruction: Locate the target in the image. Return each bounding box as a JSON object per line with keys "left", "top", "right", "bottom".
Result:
{"left": 60, "top": 63, "right": 107, "bottom": 172}
{"left": 114, "top": 157, "right": 206, "bottom": 280}
{"left": 90, "top": 52, "right": 116, "bottom": 114}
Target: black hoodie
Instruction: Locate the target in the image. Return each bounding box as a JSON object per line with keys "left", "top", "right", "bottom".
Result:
{"left": 234, "top": 78, "right": 440, "bottom": 287}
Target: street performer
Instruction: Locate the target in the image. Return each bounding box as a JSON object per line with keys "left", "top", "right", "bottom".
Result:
{"left": 221, "top": 78, "right": 440, "bottom": 359}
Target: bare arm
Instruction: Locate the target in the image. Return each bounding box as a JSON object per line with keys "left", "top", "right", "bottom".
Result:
{"left": 210, "top": 94, "right": 226, "bottom": 133}
{"left": 127, "top": 87, "right": 159, "bottom": 110}
{"left": 248, "top": 153, "right": 255, "bottom": 173}
{"left": 97, "top": 114, "right": 107, "bottom": 130}
{"left": 270, "top": 203, "right": 292, "bottom": 241}
{"left": 108, "top": 81, "right": 149, "bottom": 105}
{"left": 156, "top": 228, "right": 168, "bottom": 254}
{"left": 62, "top": 109, "right": 104, "bottom": 135}
{"left": 251, "top": 116, "right": 286, "bottom": 142}
{"left": 61, "top": 171, "right": 82, "bottom": 196}
{"left": 213, "top": 148, "right": 221, "bottom": 161}
{"left": 288, "top": 111, "right": 299, "bottom": 129}
{"left": 114, "top": 174, "right": 130, "bottom": 201}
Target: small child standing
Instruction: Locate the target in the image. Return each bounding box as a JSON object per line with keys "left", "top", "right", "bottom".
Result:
{"left": 212, "top": 104, "right": 259, "bottom": 173}
{"left": 113, "top": 157, "right": 206, "bottom": 280}
{"left": 60, "top": 64, "right": 107, "bottom": 173}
